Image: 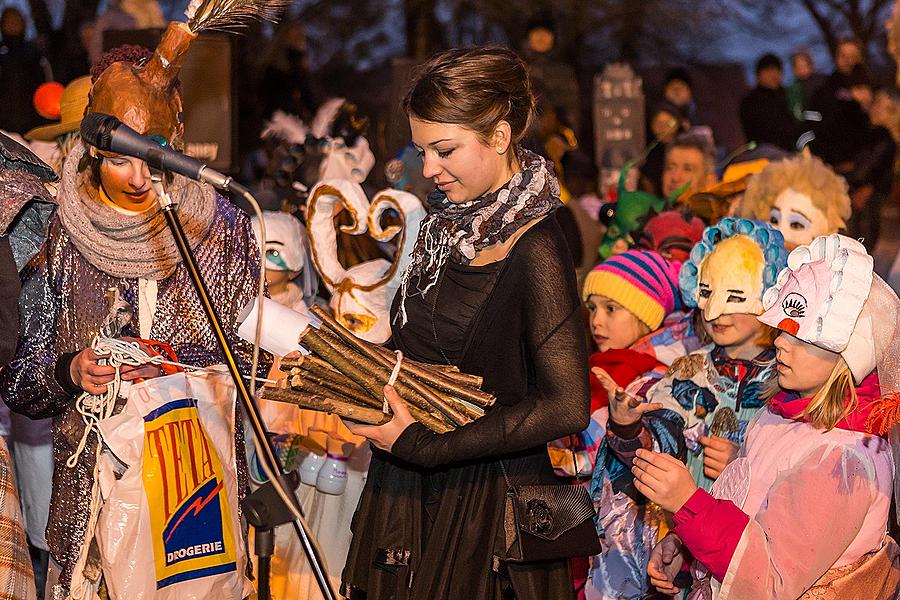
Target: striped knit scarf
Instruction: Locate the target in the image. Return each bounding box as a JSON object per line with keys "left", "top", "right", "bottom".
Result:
{"left": 396, "top": 147, "right": 560, "bottom": 325}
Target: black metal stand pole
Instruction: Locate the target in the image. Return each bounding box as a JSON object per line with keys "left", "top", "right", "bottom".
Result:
{"left": 255, "top": 528, "right": 274, "bottom": 600}
{"left": 153, "top": 180, "right": 337, "bottom": 600}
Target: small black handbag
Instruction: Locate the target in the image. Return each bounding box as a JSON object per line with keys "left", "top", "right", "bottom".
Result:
{"left": 500, "top": 462, "right": 603, "bottom": 563}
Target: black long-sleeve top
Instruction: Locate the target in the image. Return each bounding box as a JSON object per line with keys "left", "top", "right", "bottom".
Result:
{"left": 391, "top": 215, "right": 590, "bottom": 467}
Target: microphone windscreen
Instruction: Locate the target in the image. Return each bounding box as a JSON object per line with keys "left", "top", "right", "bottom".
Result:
{"left": 80, "top": 113, "right": 120, "bottom": 151}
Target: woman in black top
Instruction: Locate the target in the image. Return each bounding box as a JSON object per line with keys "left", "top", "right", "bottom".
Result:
{"left": 341, "top": 47, "right": 590, "bottom": 600}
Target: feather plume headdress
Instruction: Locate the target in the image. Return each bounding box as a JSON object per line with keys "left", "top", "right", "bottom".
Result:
{"left": 87, "top": 0, "right": 290, "bottom": 146}
{"left": 185, "top": 0, "right": 292, "bottom": 33}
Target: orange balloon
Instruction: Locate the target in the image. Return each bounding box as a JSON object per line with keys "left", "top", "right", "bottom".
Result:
{"left": 33, "top": 82, "right": 65, "bottom": 120}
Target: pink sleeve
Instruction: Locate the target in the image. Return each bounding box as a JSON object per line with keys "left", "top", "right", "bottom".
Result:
{"left": 673, "top": 489, "right": 749, "bottom": 580}
{"left": 681, "top": 445, "right": 878, "bottom": 599}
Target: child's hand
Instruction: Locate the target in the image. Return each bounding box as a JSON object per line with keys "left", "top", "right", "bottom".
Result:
{"left": 648, "top": 533, "right": 685, "bottom": 596}
{"left": 632, "top": 448, "right": 697, "bottom": 513}
{"left": 593, "top": 367, "right": 663, "bottom": 427}
{"left": 699, "top": 435, "right": 740, "bottom": 479}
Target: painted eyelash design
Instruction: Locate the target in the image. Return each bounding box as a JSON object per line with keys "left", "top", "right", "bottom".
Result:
{"left": 782, "top": 292, "right": 807, "bottom": 318}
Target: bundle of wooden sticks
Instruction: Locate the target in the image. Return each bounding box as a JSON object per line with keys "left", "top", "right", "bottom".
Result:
{"left": 261, "top": 305, "right": 495, "bottom": 433}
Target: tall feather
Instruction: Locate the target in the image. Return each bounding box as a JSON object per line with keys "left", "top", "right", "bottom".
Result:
{"left": 261, "top": 110, "right": 309, "bottom": 144}
{"left": 185, "top": 0, "right": 291, "bottom": 34}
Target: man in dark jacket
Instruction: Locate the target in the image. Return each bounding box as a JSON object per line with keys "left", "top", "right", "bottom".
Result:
{"left": 809, "top": 38, "right": 869, "bottom": 166}
{"left": 739, "top": 54, "right": 799, "bottom": 152}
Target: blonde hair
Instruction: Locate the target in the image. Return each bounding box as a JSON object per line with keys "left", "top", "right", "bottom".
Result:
{"left": 802, "top": 358, "right": 858, "bottom": 430}
{"left": 737, "top": 151, "right": 851, "bottom": 232}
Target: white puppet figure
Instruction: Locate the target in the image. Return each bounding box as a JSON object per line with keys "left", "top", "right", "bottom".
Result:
{"left": 250, "top": 210, "right": 319, "bottom": 311}
{"left": 306, "top": 179, "right": 425, "bottom": 344}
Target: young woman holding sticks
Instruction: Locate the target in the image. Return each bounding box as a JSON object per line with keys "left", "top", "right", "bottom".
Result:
{"left": 338, "top": 47, "right": 591, "bottom": 599}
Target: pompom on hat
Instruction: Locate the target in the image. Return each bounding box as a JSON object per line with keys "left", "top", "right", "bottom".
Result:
{"left": 582, "top": 250, "right": 683, "bottom": 330}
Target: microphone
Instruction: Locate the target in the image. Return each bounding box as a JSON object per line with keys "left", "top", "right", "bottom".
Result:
{"left": 80, "top": 113, "right": 247, "bottom": 194}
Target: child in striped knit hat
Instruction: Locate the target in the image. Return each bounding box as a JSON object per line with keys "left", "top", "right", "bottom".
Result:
{"left": 550, "top": 249, "right": 700, "bottom": 600}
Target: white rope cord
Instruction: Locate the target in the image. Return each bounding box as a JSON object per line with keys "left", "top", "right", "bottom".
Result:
{"left": 69, "top": 337, "right": 283, "bottom": 469}
{"left": 67, "top": 337, "right": 144, "bottom": 468}
{"left": 383, "top": 350, "right": 403, "bottom": 413}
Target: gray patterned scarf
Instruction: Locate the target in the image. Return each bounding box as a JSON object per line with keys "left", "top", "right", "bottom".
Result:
{"left": 396, "top": 147, "right": 560, "bottom": 325}
{"left": 57, "top": 143, "right": 216, "bottom": 280}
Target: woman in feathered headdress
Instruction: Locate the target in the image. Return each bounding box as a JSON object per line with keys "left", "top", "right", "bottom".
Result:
{"left": 0, "top": 2, "right": 289, "bottom": 597}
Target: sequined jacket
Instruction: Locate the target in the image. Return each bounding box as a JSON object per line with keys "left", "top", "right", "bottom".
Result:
{"left": 0, "top": 194, "right": 266, "bottom": 597}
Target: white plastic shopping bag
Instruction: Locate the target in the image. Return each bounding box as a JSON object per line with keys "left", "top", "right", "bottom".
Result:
{"left": 95, "top": 368, "right": 251, "bottom": 599}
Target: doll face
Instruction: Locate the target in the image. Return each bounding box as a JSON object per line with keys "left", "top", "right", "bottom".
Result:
{"left": 586, "top": 294, "right": 649, "bottom": 352}
{"left": 773, "top": 332, "right": 840, "bottom": 397}
{"left": 768, "top": 188, "right": 830, "bottom": 250}
{"left": 697, "top": 235, "right": 765, "bottom": 321}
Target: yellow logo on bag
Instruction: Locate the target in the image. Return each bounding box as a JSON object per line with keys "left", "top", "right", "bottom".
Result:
{"left": 143, "top": 398, "right": 237, "bottom": 589}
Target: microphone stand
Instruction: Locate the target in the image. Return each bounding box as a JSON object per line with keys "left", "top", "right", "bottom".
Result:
{"left": 149, "top": 173, "right": 338, "bottom": 600}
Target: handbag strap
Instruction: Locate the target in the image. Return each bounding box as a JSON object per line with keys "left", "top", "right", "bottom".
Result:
{"left": 499, "top": 459, "right": 512, "bottom": 490}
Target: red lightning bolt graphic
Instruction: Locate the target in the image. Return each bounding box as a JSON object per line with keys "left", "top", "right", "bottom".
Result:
{"left": 164, "top": 478, "right": 225, "bottom": 544}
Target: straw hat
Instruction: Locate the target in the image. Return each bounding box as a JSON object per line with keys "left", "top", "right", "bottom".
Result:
{"left": 25, "top": 76, "right": 92, "bottom": 142}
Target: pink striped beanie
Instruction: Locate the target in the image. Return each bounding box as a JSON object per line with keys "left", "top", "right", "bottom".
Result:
{"left": 582, "top": 250, "right": 684, "bottom": 330}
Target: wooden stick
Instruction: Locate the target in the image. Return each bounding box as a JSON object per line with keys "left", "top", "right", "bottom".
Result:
{"left": 289, "top": 374, "right": 382, "bottom": 409}
{"left": 329, "top": 323, "right": 494, "bottom": 408}
{"left": 371, "top": 344, "right": 484, "bottom": 388}
{"left": 261, "top": 386, "right": 390, "bottom": 426}
{"left": 294, "top": 367, "right": 373, "bottom": 405}
{"left": 308, "top": 307, "right": 471, "bottom": 426}
{"left": 309, "top": 310, "right": 493, "bottom": 408}
{"left": 292, "top": 356, "right": 371, "bottom": 399}
{"left": 450, "top": 397, "right": 485, "bottom": 420}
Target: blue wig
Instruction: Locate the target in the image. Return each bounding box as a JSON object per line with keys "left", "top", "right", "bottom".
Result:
{"left": 679, "top": 217, "right": 787, "bottom": 308}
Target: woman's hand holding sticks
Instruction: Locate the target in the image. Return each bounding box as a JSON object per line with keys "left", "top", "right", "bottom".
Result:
{"left": 343, "top": 385, "right": 415, "bottom": 452}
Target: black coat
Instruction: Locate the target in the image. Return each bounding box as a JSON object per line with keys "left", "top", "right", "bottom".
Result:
{"left": 739, "top": 86, "right": 798, "bottom": 152}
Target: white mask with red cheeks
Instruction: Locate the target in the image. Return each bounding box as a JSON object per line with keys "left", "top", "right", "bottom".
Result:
{"left": 759, "top": 234, "right": 878, "bottom": 384}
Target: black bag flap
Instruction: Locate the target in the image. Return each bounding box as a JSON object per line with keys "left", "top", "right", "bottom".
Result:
{"left": 510, "top": 483, "right": 595, "bottom": 542}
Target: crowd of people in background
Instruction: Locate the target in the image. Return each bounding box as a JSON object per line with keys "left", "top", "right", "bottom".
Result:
{"left": 0, "top": 2, "right": 898, "bottom": 600}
